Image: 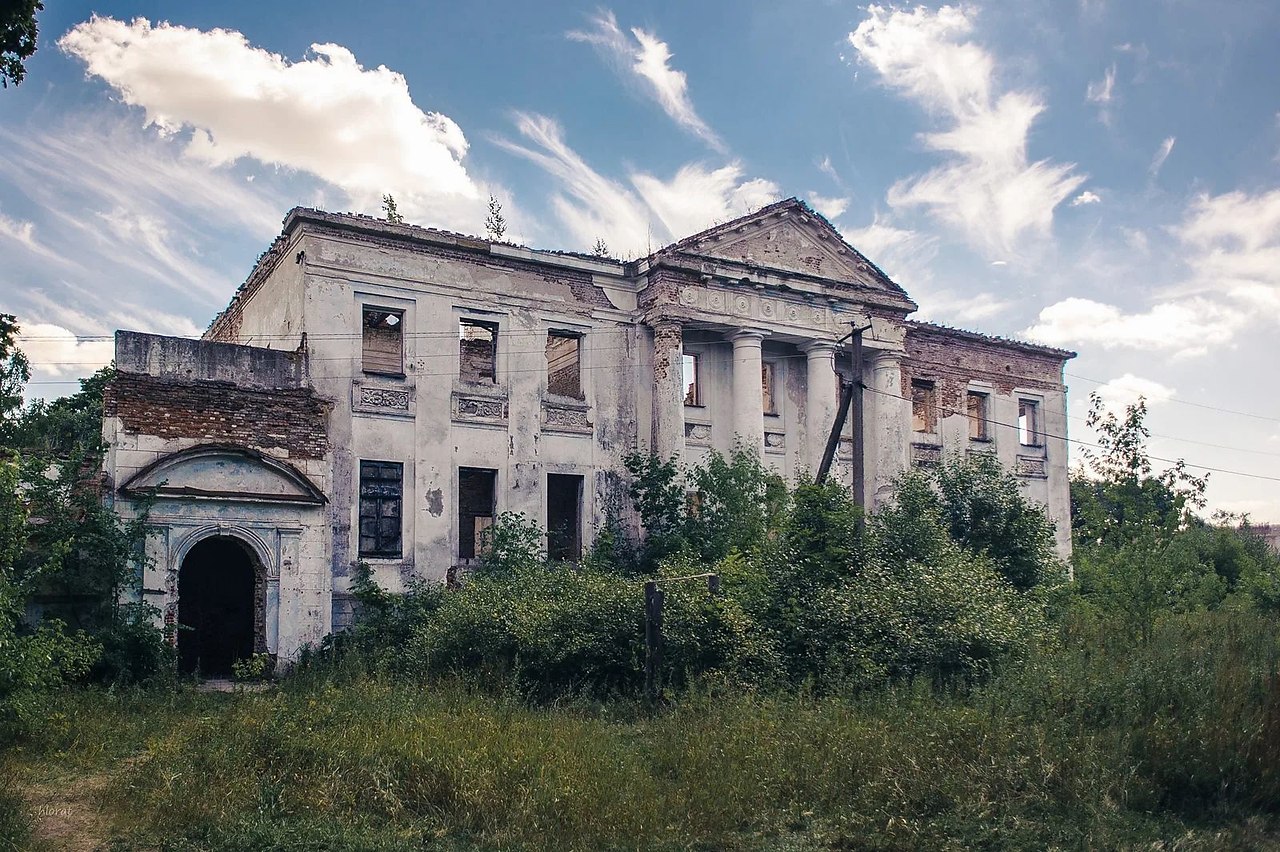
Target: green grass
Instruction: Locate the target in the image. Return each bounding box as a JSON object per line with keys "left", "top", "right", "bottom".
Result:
{"left": 4, "top": 611, "right": 1279, "bottom": 851}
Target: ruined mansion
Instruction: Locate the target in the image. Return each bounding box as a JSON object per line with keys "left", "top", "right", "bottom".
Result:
{"left": 101, "top": 198, "right": 1075, "bottom": 675}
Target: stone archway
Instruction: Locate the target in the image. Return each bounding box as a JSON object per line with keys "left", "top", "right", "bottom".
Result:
{"left": 177, "top": 536, "right": 263, "bottom": 676}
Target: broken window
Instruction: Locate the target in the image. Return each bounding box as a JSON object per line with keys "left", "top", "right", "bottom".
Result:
{"left": 546, "top": 473, "right": 584, "bottom": 561}
{"left": 546, "top": 332, "right": 583, "bottom": 398}
{"left": 967, "top": 391, "right": 990, "bottom": 441}
{"left": 459, "top": 319, "right": 498, "bottom": 384}
{"left": 362, "top": 307, "right": 403, "bottom": 375}
{"left": 458, "top": 467, "right": 497, "bottom": 561}
{"left": 358, "top": 460, "right": 403, "bottom": 558}
{"left": 762, "top": 361, "right": 777, "bottom": 415}
{"left": 683, "top": 353, "right": 701, "bottom": 406}
{"left": 911, "top": 380, "right": 937, "bottom": 434}
{"left": 1018, "top": 399, "right": 1041, "bottom": 446}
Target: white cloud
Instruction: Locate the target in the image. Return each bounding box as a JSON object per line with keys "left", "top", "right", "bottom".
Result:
{"left": 1094, "top": 372, "right": 1176, "bottom": 409}
{"left": 1021, "top": 296, "right": 1239, "bottom": 356}
{"left": 839, "top": 215, "right": 938, "bottom": 291}
{"left": 569, "top": 10, "right": 725, "bottom": 153}
{"left": 1071, "top": 190, "right": 1102, "bottom": 206}
{"left": 849, "top": 5, "right": 1084, "bottom": 254}
{"left": 0, "top": 211, "right": 37, "bottom": 249}
{"left": 16, "top": 323, "right": 115, "bottom": 376}
{"left": 817, "top": 156, "right": 843, "bottom": 187}
{"left": 807, "top": 193, "right": 850, "bottom": 220}
{"left": 494, "top": 112, "right": 654, "bottom": 255}
{"left": 1086, "top": 63, "right": 1116, "bottom": 123}
{"left": 914, "top": 290, "right": 1012, "bottom": 324}
{"left": 59, "top": 16, "right": 487, "bottom": 228}
{"left": 631, "top": 163, "right": 779, "bottom": 242}
{"left": 1149, "top": 136, "right": 1176, "bottom": 178}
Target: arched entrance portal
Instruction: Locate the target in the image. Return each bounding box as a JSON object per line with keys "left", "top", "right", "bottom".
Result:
{"left": 177, "top": 536, "right": 259, "bottom": 676}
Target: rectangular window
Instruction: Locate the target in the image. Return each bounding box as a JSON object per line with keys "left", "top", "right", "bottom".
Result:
{"left": 362, "top": 307, "right": 403, "bottom": 375}
{"left": 1018, "top": 399, "right": 1040, "bottom": 446}
{"left": 762, "top": 362, "right": 777, "bottom": 415}
{"left": 682, "top": 353, "right": 701, "bottom": 406}
{"left": 459, "top": 319, "right": 498, "bottom": 384}
{"left": 546, "top": 332, "right": 582, "bottom": 398}
{"left": 546, "top": 474, "right": 584, "bottom": 562}
{"left": 458, "top": 467, "right": 497, "bottom": 561}
{"left": 358, "top": 460, "right": 403, "bottom": 558}
{"left": 911, "top": 380, "right": 937, "bottom": 434}
{"left": 967, "top": 391, "right": 990, "bottom": 441}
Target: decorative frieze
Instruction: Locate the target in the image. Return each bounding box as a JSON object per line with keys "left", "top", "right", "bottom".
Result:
{"left": 1016, "top": 454, "right": 1048, "bottom": 478}
{"left": 352, "top": 380, "right": 414, "bottom": 418}
{"left": 685, "top": 422, "right": 712, "bottom": 445}
{"left": 543, "top": 399, "right": 593, "bottom": 435}
{"left": 452, "top": 391, "right": 507, "bottom": 426}
{"left": 764, "top": 431, "right": 786, "bottom": 452}
{"left": 911, "top": 442, "right": 943, "bottom": 467}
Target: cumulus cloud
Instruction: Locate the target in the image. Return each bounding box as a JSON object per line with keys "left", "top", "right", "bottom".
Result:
{"left": 807, "top": 192, "right": 850, "bottom": 220}
{"left": 59, "top": 16, "right": 487, "bottom": 227}
{"left": 849, "top": 5, "right": 1084, "bottom": 254}
{"left": 1094, "top": 372, "right": 1176, "bottom": 409}
{"left": 1021, "top": 296, "right": 1238, "bottom": 357}
{"left": 1071, "top": 190, "right": 1101, "bottom": 206}
{"left": 17, "top": 323, "right": 115, "bottom": 376}
{"left": 569, "top": 10, "right": 725, "bottom": 152}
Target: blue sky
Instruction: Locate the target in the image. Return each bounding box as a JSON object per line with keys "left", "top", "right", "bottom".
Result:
{"left": 1, "top": 1, "right": 1278, "bottom": 519}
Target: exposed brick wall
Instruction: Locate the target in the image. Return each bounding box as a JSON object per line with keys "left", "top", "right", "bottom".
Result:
{"left": 106, "top": 373, "right": 330, "bottom": 460}
{"left": 902, "top": 326, "right": 1067, "bottom": 415}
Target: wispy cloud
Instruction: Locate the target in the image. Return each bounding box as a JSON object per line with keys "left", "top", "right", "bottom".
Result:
{"left": 848, "top": 5, "right": 1084, "bottom": 255}
{"left": 807, "top": 192, "right": 850, "bottom": 220}
{"left": 1086, "top": 63, "right": 1116, "bottom": 123}
{"left": 1071, "top": 190, "right": 1102, "bottom": 206}
{"left": 631, "top": 163, "right": 778, "bottom": 241}
{"left": 1149, "top": 136, "right": 1176, "bottom": 178}
{"left": 59, "top": 16, "right": 490, "bottom": 228}
{"left": 568, "top": 10, "right": 725, "bottom": 153}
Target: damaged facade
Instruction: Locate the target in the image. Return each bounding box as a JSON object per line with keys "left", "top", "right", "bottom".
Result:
{"left": 102, "top": 198, "right": 1075, "bottom": 673}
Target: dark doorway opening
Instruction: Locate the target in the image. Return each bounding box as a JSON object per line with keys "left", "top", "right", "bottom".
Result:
{"left": 458, "top": 467, "right": 497, "bottom": 561}
{"left": 178, "top": 537, "right": 257, "bottom": 677}
{"left": 547, "top": 474, "right": 584, "bottom": 562}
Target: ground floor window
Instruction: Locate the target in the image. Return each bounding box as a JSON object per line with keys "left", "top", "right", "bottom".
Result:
{"left": 546, "top": 474, "right": 584, "bottom": 561}
{"left": 459, "top": 467, "right": 497, "bottom": 560}
{"left": 359, "top": 460, "right": 403, "bottom": 558}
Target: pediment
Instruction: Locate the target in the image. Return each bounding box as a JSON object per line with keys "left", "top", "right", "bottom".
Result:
{"left": 121, "top": 445, "right": 326, "bottom": 505}
{"left": 664, "top": 199, "right": 910, "bottom": 300}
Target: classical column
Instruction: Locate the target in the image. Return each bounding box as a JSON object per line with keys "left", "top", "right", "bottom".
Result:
{"left": 868, "top": 349, "right": 908, "bottom": 508}
{"left": 650, "top": 318, "right": 685, "bottom": 462}
{"left": 800, "top": 340, "right": 838, "bottom": 475}
{"left": 728, "top": 328, "right": 768, "bottom": 456}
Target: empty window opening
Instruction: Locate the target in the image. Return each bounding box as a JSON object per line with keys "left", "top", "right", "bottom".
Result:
{"left": 1018, "top": 399, "right": 1040, "bottom": 446}
{"left": 459, "top": 319, "right": 498, "bottom": 384}
{"left": 683, "top": 353, "right": 701, "bottom": 406}
{"left": 762, "top": 361, "right": 777, "bottom": 415}
{"left": 458, "top": 467, "right": 497, "bottom": 561}
{"left": 359, "top": 461, "right": 403, "bottom": 558}
{"left": 911, "top": 380, "right": 937, "bottom": 434}
{"left": 546, "top": 474, "right": 584, "bottom": 562}
{"left": 967, "top": 391, "right": 990, "bottom": 441}
{"left": 546, "top": 332, "right": 583, "bottom": 398}
{"left": 362, "top": 308, "right": 403, "bottom": 375}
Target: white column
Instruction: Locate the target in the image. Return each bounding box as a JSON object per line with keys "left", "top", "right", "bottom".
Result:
{"left": 868, "top": 349, "right": 908, "bottom": 508}
{"left": 650, "top": 318, "right": 684, "bottom": 462}
{"left": 728, "top": 329, "right": 768, "bottom": 456}
{"left": 800, "top": 340, "right": 838, "bottom": 475}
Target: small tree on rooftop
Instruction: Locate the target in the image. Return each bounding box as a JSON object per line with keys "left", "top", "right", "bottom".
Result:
{"left": 484, "top": 195, "right": 506, "bottom": 240}
{"left": 591, "top": 237, "right": 610, "bottom": 258}
{"left": 381, "top": 194, "right": 403, "bottom": 224}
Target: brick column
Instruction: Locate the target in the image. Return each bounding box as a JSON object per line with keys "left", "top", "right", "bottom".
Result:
{"left": 868, "top": 349, "right": 908, "bottom": 508}
{"left": 650, "top": 318, "right": 684, "bottom": 462}
{"left": 800, "top": 340, "right": 838, "bottom": 475}
{"left": 728, "top": 328, "right": 769, "bottom": 456}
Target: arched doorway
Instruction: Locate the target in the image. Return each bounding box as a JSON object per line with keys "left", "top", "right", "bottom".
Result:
{"left": 177, "top": 536, "right": 258, "bottom": 676}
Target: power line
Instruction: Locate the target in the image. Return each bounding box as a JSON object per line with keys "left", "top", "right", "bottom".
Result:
{"left": 1067, "top": 372, "right": 1280, "bottom": 424}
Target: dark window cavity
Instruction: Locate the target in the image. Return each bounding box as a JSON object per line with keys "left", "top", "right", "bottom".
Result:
{"left": 458, "top": 467, "right": 497, "bottom": 560}
{"left": 359, "top": 460, "right": 403, "bottom": 558}
{"left": 459, "top": 319, "right": 498, "bottom": 384}
{"left": 546, "top": 474, "right": 583, "bottom": 562}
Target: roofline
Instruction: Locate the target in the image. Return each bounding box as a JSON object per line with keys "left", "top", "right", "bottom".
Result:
{"left": 906, "top": 320, "right": 1078, "bottom": 360}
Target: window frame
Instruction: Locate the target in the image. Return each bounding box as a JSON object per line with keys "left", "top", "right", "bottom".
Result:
{"left": 761, "top": 360, "right": 778, "bottom": 416}
{"left": 358, "top": 460, "right": 403, "bottom": 559}
{"left": 457, "top": 466, "right": 498, "bottom": 562}
{"left": 911, "top": 379, "right": 938, "bottom": 435}
{"left": 966, "top": 390, "right": 991, "bottom": 442}
{"left": 1018, "top": 398, "right": 1042, "bottom": 447}
{"left": 458, "top": 318, "right": 500, "bottom": 385}
{"left": 545, "top": 330, "right": 584, "bottom": 399}
{"left": 361, "top": 306, "right": 405, "bottom": 378}
{"left": 682, "top": 352, "right": 703, "bottom": 407}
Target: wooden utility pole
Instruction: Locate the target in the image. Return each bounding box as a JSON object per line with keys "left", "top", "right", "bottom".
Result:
{"left": 815, "top": 321, "right": 870, "bottom": 510}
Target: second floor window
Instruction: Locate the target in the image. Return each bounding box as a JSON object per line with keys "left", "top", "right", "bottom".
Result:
{"left": 683, "top": 353, "right": 701, "bottom": 406}
{"left": 967, "top": 391, "right": 990, "bottom": 441}
{"left": 362, "top": 308, "right": 403, "bottom": 376}
{"left": 1018, "top": 399, "right": 1041, "bottom": 446}
{"left": 911, "top": 380, "right": 937, "bottom": 434}
{"left": 546, "top": 332, "right": 582, "bottom": 398}
{"left": 762, "top": 362, "right": 777, "bottom": 414}
{"left": 459, "top": 319, "right": 498, "bottom": 384}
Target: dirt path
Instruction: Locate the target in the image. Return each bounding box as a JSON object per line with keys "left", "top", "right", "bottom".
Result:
{"left": 20, "top": 772, "right": 114, "bottom": 852}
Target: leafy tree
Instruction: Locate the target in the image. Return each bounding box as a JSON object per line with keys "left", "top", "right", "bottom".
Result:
{"left": 484, "top": 195, "right": 506, "bottom": 240}
{"left": 381, "top": 193, "right": 404, "bottom": 224}
{"left": 0, "top": 313, "right": 29, "bottom": 445}
{"left": 1, "top": 0, "right": 42, "bottom": 88}
{"left": 591, "top": 237, "right": 610, "bottom": 257}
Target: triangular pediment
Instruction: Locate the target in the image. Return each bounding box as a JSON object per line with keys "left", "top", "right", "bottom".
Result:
{"left": 121, "top": 445, "right": 325, "bottom": 505}
{"left": 662, "top": 199, "right": 910, "bottom": 299}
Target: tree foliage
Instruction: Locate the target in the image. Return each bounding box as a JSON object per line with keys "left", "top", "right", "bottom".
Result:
{"left": 484, "top": 195, "right": 506, "bottom": 240}
{"left": 381, "top": 193, "right": 403, "bottom": 224}
{"left": 0, "top": 0, "right": 42, "bottom": 88}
